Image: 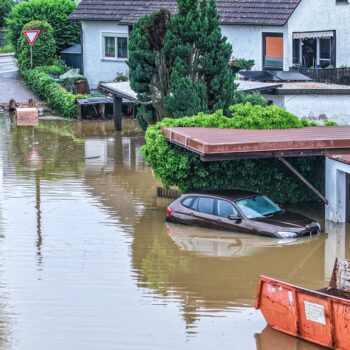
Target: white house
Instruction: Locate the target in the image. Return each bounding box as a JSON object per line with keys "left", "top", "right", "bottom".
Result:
{"left": 70, "top": 0, "right": 350, "bottom": 89}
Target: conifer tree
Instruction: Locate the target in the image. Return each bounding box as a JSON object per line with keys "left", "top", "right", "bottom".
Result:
{"left": 128, "top": 0, "right": 235, "bottom": 124}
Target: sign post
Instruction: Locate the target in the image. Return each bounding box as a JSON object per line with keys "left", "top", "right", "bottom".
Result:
{"left": 23, "top": 30, "right": 40, "bottom": 69}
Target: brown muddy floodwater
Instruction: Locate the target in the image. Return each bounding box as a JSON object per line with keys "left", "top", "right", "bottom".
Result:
{"left": 0, "top": 116, "right": 349, "bottom": 350}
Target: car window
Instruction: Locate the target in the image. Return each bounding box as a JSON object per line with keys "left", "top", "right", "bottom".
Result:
{"left": 182, "top": 197, "right": 194, "bottom": 208}
{"left": 197, "top": 197, "right": 214, "bottom": 215}
{"left": 217, "top": 200, "right": 237, "bottom": 218}
{"left": 190, "top": 197, "right": 198, "bottom": 211}
{"left": 236, "top": 195, "right": 281, "bottom": 219}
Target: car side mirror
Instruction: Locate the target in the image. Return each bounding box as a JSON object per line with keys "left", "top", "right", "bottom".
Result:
{"left": 228, "top": 214, "right": 241, "bottom": 221}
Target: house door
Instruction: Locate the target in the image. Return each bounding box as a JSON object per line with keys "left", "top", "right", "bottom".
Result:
{"left": 346, "top": 173, "right": 350, "bottom": 223}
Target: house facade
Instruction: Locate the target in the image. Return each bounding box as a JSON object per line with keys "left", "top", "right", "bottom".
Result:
{"left": 70, "top": 0, "right": 350, "bottom": 89}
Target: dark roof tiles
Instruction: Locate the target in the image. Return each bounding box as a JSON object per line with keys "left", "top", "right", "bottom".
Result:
{"left": 70, "top": 0, "right": 301, "bottom": 26}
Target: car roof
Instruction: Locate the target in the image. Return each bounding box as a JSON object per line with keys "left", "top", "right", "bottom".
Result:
{"left": 183, "top": 189, "right": 258, "bottom": 202}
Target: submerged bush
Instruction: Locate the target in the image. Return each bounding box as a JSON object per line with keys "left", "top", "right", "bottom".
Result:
{"left": 142, "top": 104, "right": 324, "bottom": 204}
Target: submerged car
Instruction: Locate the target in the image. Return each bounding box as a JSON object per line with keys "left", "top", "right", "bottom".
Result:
{"left": 166, "top": 190, "right": 321, "bottom": 238}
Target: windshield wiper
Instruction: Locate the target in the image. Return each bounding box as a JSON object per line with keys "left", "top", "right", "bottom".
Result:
{"left": 263, "top": 209, "right": 284, "bottom": 217}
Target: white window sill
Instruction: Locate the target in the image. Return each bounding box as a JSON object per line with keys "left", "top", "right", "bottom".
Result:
{"left": 102, "top": 57, "right": 128, "bottom": 62}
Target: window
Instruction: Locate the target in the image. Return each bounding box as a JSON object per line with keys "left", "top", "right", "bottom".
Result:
{"left": 292, "top": 39, "right": 300, "bottom": 64}
{"left": 197, "top": 197, "right": 214, "bottom": 215}
{"left": 117, "top": 37, "right": 128, "bottom": 58}
{"left": 236, "top": 195, "right": 281, "bottom": 219}
{"left": 104, "top": 37, "right": 115, "bottom": 58}
{"left": 216, "top": 200, "right": 237, "bottom": 218}
{"left": 103, "top": 35, "right": 128, "bottom": 59}
{"left": 190, "top": 197, "right": 198, "bottom": 211}
{"left": 263, "top": 33, "right": 284, "bottom": 70}
{"left": 182, "top": 197, "right": 194, "bottom": 208}
{"left": 319, "top": 38, "right": 331, "bottom": 68}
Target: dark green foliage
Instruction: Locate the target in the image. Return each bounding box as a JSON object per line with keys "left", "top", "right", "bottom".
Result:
{"left": 6, "top": 0, "right": 80, "bottom": 52}
{"left": 128, "top": 9, "right": 172, "bottom": 122}
{"left": 136, "top": 105, "right": 156, "bottom": 131}
{"left": 128, "top": 0, "right": 235, "bottom": 124}
{"left": 142, "top": 104, "right": 325, "bottom": 204}
{"left": 0, "top": 0, "right": 13, "bottom": 27}
{"left": 17, "top": 21, "right": 56, "bottom": 70}
{"left": 229, "top": 58, "right": 255, "bottom": 74}
{"left": 232, "top": 91, "right": 267, "bottom": 107}
{"left": 21, "top": 66, "right": 86, "bottom": 118}
{"left": 324, "top": 120, "right": 338, "bottom": 126}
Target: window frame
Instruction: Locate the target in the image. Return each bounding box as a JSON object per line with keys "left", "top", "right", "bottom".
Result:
{"left": 102, "top": 32, "right": 128, "bottom": 61}
{"left": 262, "top": 32, "right": 284, "bottom": 71}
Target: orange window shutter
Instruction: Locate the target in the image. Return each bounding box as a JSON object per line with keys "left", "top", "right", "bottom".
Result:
{"left": 266, "top": 37, "right": 283, "bottom": 57}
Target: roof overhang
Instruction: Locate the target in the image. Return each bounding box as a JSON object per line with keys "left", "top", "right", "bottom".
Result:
{"left": 162, "top": 126, "right": 350, "bottom": 161}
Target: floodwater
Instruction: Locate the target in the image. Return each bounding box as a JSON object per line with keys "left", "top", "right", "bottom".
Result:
{"left": 0, "top": 116, "right": 349, "bottom": 350}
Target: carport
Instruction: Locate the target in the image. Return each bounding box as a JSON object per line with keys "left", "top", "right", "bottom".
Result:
{"left": 162, "top": 126, "right": 350, "bottom": 223}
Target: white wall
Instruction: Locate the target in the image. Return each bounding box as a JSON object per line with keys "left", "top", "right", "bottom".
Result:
{"left": 325, "top": 158, "right": 350, "bottom": 223}
{"left": 82, "top": 21, "right": 129, "bottom": 89}
{"left": 221, "top": 25, "right": 288, "bottom": 70}
{"left": 81, "top": 1, "right": 350, "bottom": 87}
{"left": 287, "top": 0, "right": 350, "bottom": 67}
{"left": 264, "top": 93, "right": 350, "bottom": 125}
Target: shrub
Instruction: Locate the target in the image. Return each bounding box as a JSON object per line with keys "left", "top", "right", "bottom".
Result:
{"left": 0, "top": 43, "right": 13, "bottom": 53}
{"left": 21, "top": 67, "right": 86, "bottom": 118}
{"left": 142, "top": 104, "right": 324, "bottom": 204}
{"left": 0, "top": 0, "right": 13, "bottom": 27}
{"left": 229, "top": 58, "right": 255, "bottom": 74}
{"left": 17, "top": 21, "right": 56, "bottom": 70}
{"left": 6, "top": 0, "right": 79, "bottom": 53}
{"left": 232, "top": 91, "right": 267, "bottom": 107}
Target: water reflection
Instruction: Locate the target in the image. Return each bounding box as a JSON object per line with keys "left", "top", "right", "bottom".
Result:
{"left": 0, "top": 117, "right": 349, "bottom": 350}
{"left": 255, "top": 326, "right": 327, "bottom": 350}
{"left": 166, "top": 223, "right": 316, "bottom": 258}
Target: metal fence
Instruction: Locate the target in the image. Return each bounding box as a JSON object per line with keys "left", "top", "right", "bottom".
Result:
{"left": 290, "top": 66, "right": 350, "bottom": 85}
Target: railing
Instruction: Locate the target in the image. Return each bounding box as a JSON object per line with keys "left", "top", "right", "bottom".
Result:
{"left": 290, "top": 66, "right": 350, "bottom": 85}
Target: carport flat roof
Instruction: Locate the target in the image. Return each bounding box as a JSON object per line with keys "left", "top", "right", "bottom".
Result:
{"left": 326, "top": 151, "right": 350, "bottom": 165}
{"left": 162, "top": 126, "right": 350, "bottom": 161}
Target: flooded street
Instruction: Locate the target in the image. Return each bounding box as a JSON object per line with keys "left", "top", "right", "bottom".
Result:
{"left": 0, "top": 116, "right": 349, "bottom": 350}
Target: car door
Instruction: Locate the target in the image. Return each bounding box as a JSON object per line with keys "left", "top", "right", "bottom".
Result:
{"left": 175, "top": 196, "right": 198, "bottom": 225}
{"left": 215, "top": 199, "right": 250, "bottom": 233}
{"left": 191, "top": 196, "right": 218, "bottom": 229}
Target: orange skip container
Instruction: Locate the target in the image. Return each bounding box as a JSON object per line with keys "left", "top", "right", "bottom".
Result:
{"left": 256, "top": 258, "right": 350, "bottom": 349}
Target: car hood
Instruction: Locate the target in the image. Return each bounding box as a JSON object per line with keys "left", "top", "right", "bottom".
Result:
{"left": 251, "top": 211, "right": 315, "bottom": 229}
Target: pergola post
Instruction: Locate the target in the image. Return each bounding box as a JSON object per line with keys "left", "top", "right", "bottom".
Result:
{"left": 113, "top": 95, "right": 123, "bottom": 131}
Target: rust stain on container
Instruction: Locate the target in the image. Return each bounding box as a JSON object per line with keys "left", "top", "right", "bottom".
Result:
{"left": 256, "top": 258, "right": 350, "bottom": 349}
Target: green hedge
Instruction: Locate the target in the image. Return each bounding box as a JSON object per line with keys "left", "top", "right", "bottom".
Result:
{"left": 17, "top": 21, "right": 56, "bottom": 70}
{"left": 142, "top": 104, "right": 325, "bottom": 204}
{"left": 6, "top": 0, "right": 79, "bottom": 53}
{"left": 21, "top": 66, "right": 86, "bottom": 118}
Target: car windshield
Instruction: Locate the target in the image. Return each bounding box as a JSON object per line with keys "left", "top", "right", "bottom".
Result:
{"left": 236, "top": 195, "right": 281, "bottom": 219}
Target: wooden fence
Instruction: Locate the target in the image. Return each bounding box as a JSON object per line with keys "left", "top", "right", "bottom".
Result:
{"left": 290, "top": 67, "right": 350, "bottom": 85}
